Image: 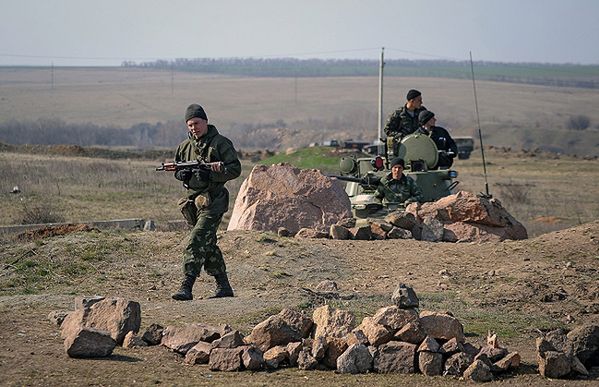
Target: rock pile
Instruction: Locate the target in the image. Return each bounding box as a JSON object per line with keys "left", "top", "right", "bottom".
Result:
{"left": 327, "top": 191, "right": 527, "bottom": 242}
{"left": 536, "top": 326, "right": 599, "bottom": 379}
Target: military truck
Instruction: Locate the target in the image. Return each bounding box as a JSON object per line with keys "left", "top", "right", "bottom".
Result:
{"left": 454, "top": 136, "right": 475, "bottom": 159}
{"left": 333, "top": 132, "right": 459, "bottom": 219}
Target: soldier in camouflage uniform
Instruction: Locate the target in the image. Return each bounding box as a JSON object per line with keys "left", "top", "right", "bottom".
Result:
{"left": 375, "top": 157, "right": 424, "bottom": 206}
{"left": 171, "top": 104, "right": 242, "bottom": 301}
{"left": 384, "top": 89, "right": 428, "bottom": 138}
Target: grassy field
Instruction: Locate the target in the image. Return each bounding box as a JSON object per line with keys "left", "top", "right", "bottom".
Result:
{"left": 1, "top": 146, "right": 597, "bottom": 238}
{"left": 1, "top": 67, "right": 598, "bottom": 155}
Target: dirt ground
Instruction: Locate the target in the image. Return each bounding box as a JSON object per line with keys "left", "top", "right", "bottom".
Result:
{"left": 0, "top": 220, "right": 598, "bottom": 386}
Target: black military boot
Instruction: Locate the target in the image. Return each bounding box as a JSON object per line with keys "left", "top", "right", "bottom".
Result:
{"left": 171, "top": 274, "right": 196, "bottom": 301}
{"left": 210, "top": 272, "right": 234, "bottom": 298}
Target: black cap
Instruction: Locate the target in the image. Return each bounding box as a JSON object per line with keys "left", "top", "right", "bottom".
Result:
{"left": 406, "top": 89, "right": 421, "bottom": 101}
{"left": 185, "top": 104, "right": 208, "bottom": 122}
{"left": 419, "top": 110, "right": 435, "bottom": 126}
{"left": 390, "top": 157, "right": 405, "bottom": 168}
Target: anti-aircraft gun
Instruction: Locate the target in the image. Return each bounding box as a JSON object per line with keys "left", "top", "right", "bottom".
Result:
{"left": 331, "top": 132, "right": 459, "bottom": 219}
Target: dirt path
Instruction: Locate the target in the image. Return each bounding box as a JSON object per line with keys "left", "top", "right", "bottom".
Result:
{"left": 0, "top": 222, "right": 598, "bottom": 385}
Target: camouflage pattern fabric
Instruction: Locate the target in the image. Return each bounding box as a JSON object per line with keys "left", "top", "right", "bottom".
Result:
{"left": 375, "top": 174, "right": 424, "bottom": 205}
{"left": 183, "top": 211, "right": 226, "bottom": 277}
{"left": 384, "top": 105, "right": 428, "bottom": 137}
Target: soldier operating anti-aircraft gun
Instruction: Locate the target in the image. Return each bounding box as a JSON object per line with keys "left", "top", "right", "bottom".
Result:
{"left": 331, "top": 131, "right": 459, "bottom": 219}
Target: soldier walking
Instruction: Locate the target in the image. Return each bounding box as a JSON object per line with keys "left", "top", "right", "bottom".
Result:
{"left": 171, "top": 104, "right": 241, "bottom": 301}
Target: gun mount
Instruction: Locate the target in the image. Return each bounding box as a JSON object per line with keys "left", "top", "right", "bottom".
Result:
{"left": 333, "top": 132, "right": 459, "bottom": 219}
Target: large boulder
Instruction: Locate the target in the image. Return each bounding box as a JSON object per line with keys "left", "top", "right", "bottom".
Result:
{"left": 227, "top": 164, "right": 352, "bottom": 234}
{"left": 61, "top": 297, "right": 141, "bottom": 345}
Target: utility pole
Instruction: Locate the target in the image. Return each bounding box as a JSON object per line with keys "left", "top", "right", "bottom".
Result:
{"left": 170, "top": 62, "right": 174, "bottom": 96}
{"left": 377, "top": 47, "right": 385, "bottom": 154}
{"left": 51, "top": 61, "right": 55, "bottom": 90}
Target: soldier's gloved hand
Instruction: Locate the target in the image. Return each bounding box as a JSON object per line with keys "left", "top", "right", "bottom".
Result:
{"left": 174, "top": 169, "right": 192, "bottom": 182}
{"left": 195, "top": 168, "right": 210, "bottom": 181}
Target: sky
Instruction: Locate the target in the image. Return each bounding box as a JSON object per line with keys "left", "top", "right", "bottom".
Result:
{"left": 1, "top": 0, "right": 599, "bottom": 66}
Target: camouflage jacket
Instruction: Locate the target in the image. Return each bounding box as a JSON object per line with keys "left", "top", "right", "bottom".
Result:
{"left": 174, "top": 125, "right": 241, "bottom": 213}
{"left": 384, "top": 105, "right": 428, "bottom": 137}
{"left": 374, "top": 173, "right": 424, "bottom": 205}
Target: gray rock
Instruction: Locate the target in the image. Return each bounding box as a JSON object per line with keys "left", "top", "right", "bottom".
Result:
{"left": 312, "top": 305, "right": 355, "bottom": 340}
{"left": 476, "top": 345, "right": 508, "bottom": 363}
{"left": 246, "top": 309, "right": 312, "bottom": 351}
{"left": 329, "top": 224, "right": 350, "bottom": 240}
{"left": 323, "top": 337, "right": 348, "bottom": 369}
{"left": 538, "top": 350, "right": 571, "bottom": 379}
{"left": 64, "top": 327, "right": 116, "bottom": 358}
{"left": 419, "top": 310, "right": 464, "bottom": 342}
{"left": 373, "top": 341, "right": 416, "bottom": 374}
{"left": 418, "top": 351, "right": 443, "bottom": 376}
{"left": 263, "top": 345, "right": 288, "bottom": 369}
{"left": 418, "top": 336, "right": 440, "bottom": 353}
{"left": 444, "top": 352, "right": 474, "bottom": 376}
{"left": 570, "top": 355, "right": 589, "bottom": 376}
{"left": 440, "top": 337, "right": 464, "bottom": 355}
{"left": 286, "top": 341, "right": 302, "bottom": 366}
{"left": 566, "top": 324, "right": 599, "bottom": 367}
{"left": 122, "top": 331, "right": 147, "bottom": 348}
{"left": 463, "top": 359, "right": 493, "bottom": 382}
{"left": 297, "top": 349, "right": 318, "bottom": 370}
{"left": 385, "top": 211, "right": 417, "bottom": 230}
{"left": 348, "top": 225, "right": 373, "bottom": 240}
{"left": 141, "top": 323, "right": 164, "bottom": 345}
{"left": 336, "top": 344, "right": 373, "bottom": 374}
{"left": 371, "top": 305, "right": 418, "bottom": 331}
{"left": 394, "top": 321, "right": 427, "bottom": 344}
{"left": 211, "top": 330, "right": 245, "bottom": 349}
{"left": 62, "top": 297, "right": 141, "bottom": 345}
{"left": 185, "top": 341, "right": 212, "bottom": 365}
{"left": 209, "top": 347, "right": 244, "bottom": 371}
{"left": 420, "top": 216, "right": 445, "bottom": 242}
{"left": 391, "top": 284, "right": 419, "bottom": 309}
{"left": 336, "top": 217, "right": 356, "bottom": 228}
{"left": 492, "top": 352, "right": 521, "bottom": 373}
{"left": 386, "top": 227, "right": 413, "bottom": 239}
{"left": 161, "top": 323, "right": 222, "bottom": 354}
{"left": 311, "top": 336, "right": 327, "bottom": 360}
{"left": 241, "top": 346, "right": 264, "bottom": 370}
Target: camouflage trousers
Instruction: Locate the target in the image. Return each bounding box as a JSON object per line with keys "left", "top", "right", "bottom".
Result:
{"left": 182, "top": 210, "right": 226, "bottom": 277}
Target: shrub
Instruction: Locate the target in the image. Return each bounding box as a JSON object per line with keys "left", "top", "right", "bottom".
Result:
{"left": 21, "top": 204, "right": 65, "bottom": 224}
{"left": 566, "top": 115, "right": 590, "bottom": 130}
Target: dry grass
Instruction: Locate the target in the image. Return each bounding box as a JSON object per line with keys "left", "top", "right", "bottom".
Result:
{"left": 1, "top": 148, "right": 598, "bottom": 238}
{"left": 1, "top": 68, "right": 598, "bottom": 155}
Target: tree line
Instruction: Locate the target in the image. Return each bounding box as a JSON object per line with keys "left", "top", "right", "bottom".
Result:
{"left": 121, "top": 58, "right": 599, "bottom": 89}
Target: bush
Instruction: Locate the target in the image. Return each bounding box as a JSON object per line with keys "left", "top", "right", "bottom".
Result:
{"left": 566, "top": 115, "right": 590, "bottom": 130}
{"left": 496, "top": 181, "right": 533, "bottom": 205}
{"left": 21, "top": 204, "right": 65, "bottom": 224}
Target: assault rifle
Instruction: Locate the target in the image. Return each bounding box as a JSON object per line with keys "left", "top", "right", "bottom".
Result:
{"left": 155, "top": 160, "right": 224, "bottom": 173}
{"left": 329, "top": 174, "right": 381, "bottom": 190}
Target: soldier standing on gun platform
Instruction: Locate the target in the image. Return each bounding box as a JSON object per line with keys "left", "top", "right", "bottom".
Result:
{"left": 171, "top": 104, "right": 241, "bottom": 301}
{"left": 384, "top": 89, "right": 427, "bottom": 137}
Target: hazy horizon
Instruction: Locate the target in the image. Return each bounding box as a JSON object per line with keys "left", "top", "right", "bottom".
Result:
{"left": 2, "top": 0, "right": 599, "bottom": 67}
